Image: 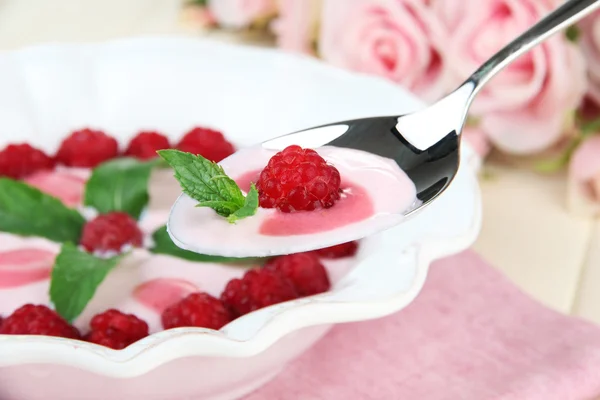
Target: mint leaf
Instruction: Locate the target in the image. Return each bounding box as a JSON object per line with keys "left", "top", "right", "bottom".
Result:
{"left": 84, "top": 157, "right": 158, "bottom": 220}
{"left": 228, "top": 184, "right": 259, "bottom": 223}
{"left": 49, "top": 243, "right": 124, "bottom": 322}
{"left": 158, "top": 150, "right": 257, "bottom": 222}
{"left": 0, "top": 178, "right": 85, "bottom": 243}
{"left": 149, "top": 225, "right": 265, "bottom": 265}
{"left": 566, "top": 25, "right": 580, "bottom": 42}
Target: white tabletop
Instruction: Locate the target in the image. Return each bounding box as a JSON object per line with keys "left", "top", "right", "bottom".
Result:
{"left": 1, "top": 0, "right": 598, "bottom": 325}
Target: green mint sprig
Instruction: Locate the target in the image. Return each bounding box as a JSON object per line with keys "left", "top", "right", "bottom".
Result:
{"left": 49, "top": 243, "right": 125, "bottom": 322}
{"left": 84, "top": 157, "right": 159, "bottom": 220}
{"left": 158, "top": 149, "right": 258, "bottom": 223}
{"left": 0, "top": 178, "right": 85, "bottom": 243}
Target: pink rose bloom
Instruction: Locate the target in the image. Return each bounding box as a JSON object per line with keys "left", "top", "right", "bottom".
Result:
{"left": 463, "top": 126, "right": 492, "bottom": 160}
{"left": 318, "top": 0, "right": 453, "bottom": 102}
{"left": 462, "top": 126, "right": 492, "bottom": 171}
{"left": 208, "top": 0, "right": 276, "bottom": 28}
{"left": 567, "top": 136, "right": 600, "bottom": 217}
{"left": 271, "top": 0, "right": 322, "bottom": 54}
{"left": 433, "top": 0, "right": 586, "bottom": 154}
{"left": 580, "top": 10, "right": 600, "bottom": 106}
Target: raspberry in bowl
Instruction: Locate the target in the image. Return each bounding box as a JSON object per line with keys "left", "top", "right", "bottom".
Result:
{"left": 0, "top": 38, "right": 481, "bottom": 400}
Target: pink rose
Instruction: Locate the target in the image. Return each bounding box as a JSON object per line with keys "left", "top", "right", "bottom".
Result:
{"left": 433, "top": 0, "right": 587, "bottom": 155}
{"left": 463, "top": 126, "right": 492, "bottom": 160}
{"left": 579, "top": 10, "right": 600, "bottom": 106}
{"left": 318, "top": 0, "right": 453, "bottom": 102}
{"left": 462, "top": 126, "right": 492, "bottom": 171}
{"left": 208, "top": 0, "right": 276, "bottom": 28}
{"left": 567, "top": 136, "right": 600, "bottom": 216}
{"left": 271, "top": 0, "right": 322, "bottom": 54}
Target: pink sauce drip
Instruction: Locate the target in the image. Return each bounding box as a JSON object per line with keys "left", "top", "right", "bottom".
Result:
{"left": 134, "top": 278, "right": 199, "bottom": 313}
{"left": 0, "top": 249, "right": 56, "bottom": 288}
{"left": 235, "top": 170, "right": 260, "bottom": 193}
{"left": 259, "top": 182, "right": 375, "bottom": 235}
{"left": 25, "top": 170, "right": 86, "bottom": 206}
{"left": 234, "top": 170, "right": 375, "bottom": 236}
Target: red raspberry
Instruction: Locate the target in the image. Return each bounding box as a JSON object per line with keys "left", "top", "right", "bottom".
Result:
{"left": 162, "top": 292, "right": 232, "bottom": 330}
{"left": 125, "top": 131, "right": 170, "bottom": 160}
{"left": 85, "top": 309, "right": 148, "bottom": 349}
{"left": 256, "top": 145, "right": 342, "bottom": 213}
{"left": 311, "top": 241, "right": 359, "bottom": 259}
{"left": 265, "top": 253, "right": 330, "bottom": 296}
{"left": 0, "top": 304, "right": 80, "bottom": 339}
{"left": 0, "top": 143, "right": 55, "bottom": 179}
{"left": 80, "top": 212, "right": 143, "bottom": 253}
{"left": 177, "top": 127, "right": 235, "bottom": 162}
{"left": 56, "top": 128, "right": 119, "bottom": 167}
{"left": 221, "top": 268, "right": 298, "bottom": 316}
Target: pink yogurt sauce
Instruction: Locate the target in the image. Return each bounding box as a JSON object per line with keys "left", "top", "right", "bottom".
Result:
{"left": 0, "top": 248, "right": 56, "bottom": 288}
{"left": 133, "top": 278, "right": 199, "bottom": 313}
{"left": 24, "top": 168, "right": 88, "bottom": 207}
{"left": 235, "top": 170, "right": 374, "bottom": 236}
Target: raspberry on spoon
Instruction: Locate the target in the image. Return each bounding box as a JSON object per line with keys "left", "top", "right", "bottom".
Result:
{"left": 256, "top": 145, "right": 342, "bottom": 213}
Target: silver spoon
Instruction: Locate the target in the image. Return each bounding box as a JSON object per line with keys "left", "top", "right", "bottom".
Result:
{"left": 262, "top": 0, "right": 599, "bottom": 213}
{"left": 168, "top": 0, "right": 600, "bottom": 257}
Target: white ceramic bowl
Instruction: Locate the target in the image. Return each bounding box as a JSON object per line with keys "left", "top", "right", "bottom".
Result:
{"left": 0, "top": 37, "right": 481, "bottom": 400}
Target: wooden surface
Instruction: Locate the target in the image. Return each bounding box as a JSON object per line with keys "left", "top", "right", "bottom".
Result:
{"left": 1, "top": 0, "right": 598, "bottom": 324}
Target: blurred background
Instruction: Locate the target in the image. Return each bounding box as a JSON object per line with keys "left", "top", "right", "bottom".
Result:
{"left": 0, "top": 0, "right": 599, "bottom": 325}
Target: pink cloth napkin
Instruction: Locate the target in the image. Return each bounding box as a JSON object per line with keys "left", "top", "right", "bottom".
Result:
{"left": 245, "top": 251, "right": 600, "bottom": 400}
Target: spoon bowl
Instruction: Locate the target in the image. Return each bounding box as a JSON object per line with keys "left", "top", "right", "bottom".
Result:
{"left": 167, "top": 0, "right": 600, "bottom": 257}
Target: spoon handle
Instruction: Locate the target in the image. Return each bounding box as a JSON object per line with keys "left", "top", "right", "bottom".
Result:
{"left": 466, "top": 0, "right": 600, "bottom": 99}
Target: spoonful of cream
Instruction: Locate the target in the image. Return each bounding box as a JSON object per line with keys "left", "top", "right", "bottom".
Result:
{"left": 161, "top": 0, "right": 600, "bottom": 258}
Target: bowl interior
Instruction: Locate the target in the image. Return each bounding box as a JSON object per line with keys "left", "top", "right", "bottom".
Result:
{"left": 0, "top": 37, "right": 481, "bottom": 375}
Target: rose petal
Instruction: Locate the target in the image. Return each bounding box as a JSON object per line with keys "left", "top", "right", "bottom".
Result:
{"left": 271, "top": 0, "right": 321, "bottom": 54}
{"left": 319, "top": 0, "right": 453, "bottom": 101}
{"left": 569, "top": 136, "right": 600, "bottom": 181}
{"left": 567, "top": 136, "right": 600, "bottom": 217}
{"left": 433, "top": 0, "right": 586, "bottom": 154}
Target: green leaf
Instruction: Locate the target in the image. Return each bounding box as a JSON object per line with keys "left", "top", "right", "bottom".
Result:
{"left": 566, "top": 25, "right": 580, "bottom": 42}
{"left": 0, "top": 178, "right": 85, "bottom": 243}
{"left": 228, "top": 184, "right": 259, "bottom": 223}
{"left": 84, "top": 157, "right": 158, "bottom": 220}
{"left": 187, "top": 0, "right": 207, "bottom": 6}
{"left": 50, "top": 243, "right": 125, "bottom": 322}
{"left": 534, "top": 136, "right": 583, "bottom": 173}
{"left": 158, "top": 150, "right": 257, "bottom": 222}
{"left": 149, "top": 225, "right": 265, "bottom": 265}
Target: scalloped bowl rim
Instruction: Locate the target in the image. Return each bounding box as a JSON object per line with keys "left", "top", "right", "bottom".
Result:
{"left": 0, "top": 36, "right": 482, "bottom": 378}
